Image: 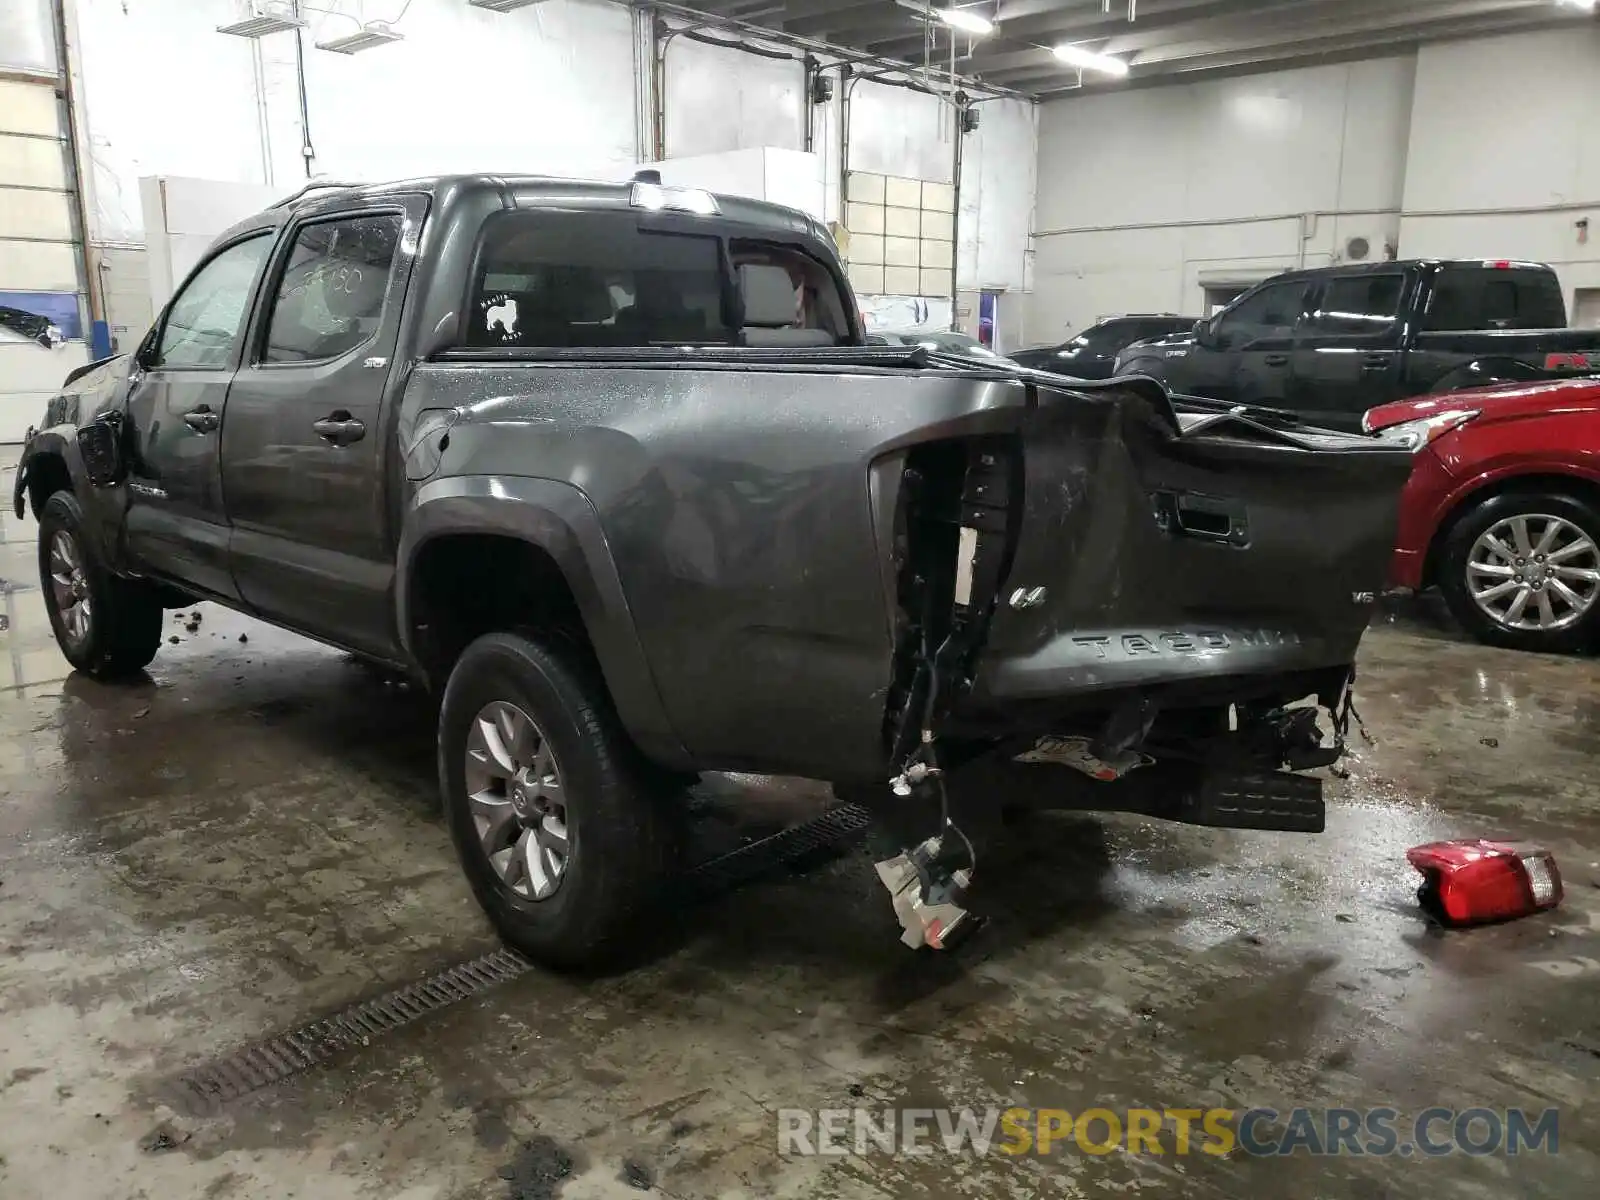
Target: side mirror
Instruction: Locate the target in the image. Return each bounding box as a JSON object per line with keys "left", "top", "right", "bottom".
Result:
{"left": 134, "top": 314, "right": 165, "bottom": 370}
{"left": 1196, "top": 318, "right": 1233, "bottom": 351}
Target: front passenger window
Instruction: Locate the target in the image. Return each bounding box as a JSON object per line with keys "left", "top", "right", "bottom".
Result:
{"left": 263, "top": 214, "right": 402, "bottom": 363}
{"left": 157, "top": 235, "right": 272, "bottom": 368}
{"left": 1216, "top": 282, "right": 1307, "bottom": 342}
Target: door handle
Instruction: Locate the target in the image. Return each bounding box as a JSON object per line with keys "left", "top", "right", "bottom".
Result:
{"left": 312, "top": 413, "right": 366, "bottom": 446}
{"left": 182, "top": 406, "right": 220, "bottom": 433}
{"left": 1263, "top": 354, "right": 1289, "bottom": 367}
{"left": 1361, "top": 354, "right": 1390, "bottom": 370}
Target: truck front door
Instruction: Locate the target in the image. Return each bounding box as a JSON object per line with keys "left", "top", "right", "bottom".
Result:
{"left": 1220, "top": 278, "right": 1310, "bottom": 410}
{"left": 220, "top": 199, "right": 425, "bottom": 658}
{"left": 122, "top": 231, "right": 276, "bottom": 600}
{"left": 1290, "top": 270, "right": 1410, "bottom": 430}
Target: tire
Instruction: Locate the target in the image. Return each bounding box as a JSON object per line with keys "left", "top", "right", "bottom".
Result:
{"left": 1437, "top": 490, "right": 1600, "bottom": 653}
{"left": 437, "top": 630, "right": 678, "bottom": 970}
{"left": 37, "top": 490, "right": 164, "bottom": 679}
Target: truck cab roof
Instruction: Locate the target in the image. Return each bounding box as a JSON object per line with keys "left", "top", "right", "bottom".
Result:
{"left": 219, "top": 173, "right": 831, "bottom": 248}
{"left": 1262, "top": 258, "right": 1552, "bottom": 284}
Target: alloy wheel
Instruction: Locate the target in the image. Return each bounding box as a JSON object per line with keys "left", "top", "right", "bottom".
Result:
{"left": 463, "top": 700, "right": 570, "bottom": 900}
{"left": 48, "top": 531, "right": 93, "bottom": 646}
{"left": 1466, "top": 513, "right": 1600, "bottom": 633}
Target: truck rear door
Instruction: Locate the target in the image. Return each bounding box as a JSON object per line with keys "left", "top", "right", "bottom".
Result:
{"left": 1289, "top": 268, "right": 1411, "bottom": 430}
{"left": 221, "top": 196, "right": 428, "bottom": 657}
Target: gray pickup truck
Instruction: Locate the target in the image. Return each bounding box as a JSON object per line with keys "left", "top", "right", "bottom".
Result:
{"left": 15, "top": 173, "right": 1413, "bottom": 965}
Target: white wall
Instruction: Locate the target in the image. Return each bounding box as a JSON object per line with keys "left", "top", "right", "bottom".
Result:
{"left": 958, "top": 96, "right": 1036, "bottom": 294}
{"left": 664, "top": 38, "right": 805, "bottom": 159}
{"left": 1, "top": 8, "right": 89, "bottom": 444}
{"left": 1399, "top": 27, "right": 1600, "bottom": 307}
{"left": 1032, "top": 24, "right": 1600, "bottom": 344}
{"left": 63, "top": 0, "right": 1034, "bottom": 336}
{"left": 1031, "top": 55, "right": 1414, "bottom": 342}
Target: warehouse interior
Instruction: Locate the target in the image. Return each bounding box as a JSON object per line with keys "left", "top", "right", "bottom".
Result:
{"left": 3, "top": 2, "right": 1600, "bottom": 1198}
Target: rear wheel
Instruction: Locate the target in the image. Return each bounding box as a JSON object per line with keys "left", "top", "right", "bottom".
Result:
{"left": 1438, "top": 491, "right": 1600, "bottom": 653}
{"left": 37, "top": 490, "right": 164, "bottom": 679}
{"left": 438, "top": 631, "right": 678, "bottom": 969}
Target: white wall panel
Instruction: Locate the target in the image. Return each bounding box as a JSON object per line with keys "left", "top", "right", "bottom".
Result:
{"left": 664, "top": 38, "right": 803, "bottom": 158}
{"left": 1400, "top": 27, "right": 1600, "bottom": 312}
{"left": 847, "top": 81, "right": 952, "bottom": 184}
{"left": 0, "top": 239, "right": 77, "bottom": 293}
{"left": 64, "top": 0, "right": 1032, "bottom": 330}
{"left": 0, "top": 78, "right": 61, "bottom": 136}
{"left": 0, "top": 0, "right": 56, "bottom": 76}
{"left": 284, "top": 0, "right": 636, "bottom": 186}
{"left": 956, "top": 96, "right": 1034, "bottom": 294}
{"left": 75, "top": 0, "right": 268, "bottom": 242}
{"left": 0, "top": 186, "right": 73, "bottom": 240}
{"left": 73, "top": 0, "right": 639, "bottom": 242}
{"left": 0, "top": 133, "right": 66, "bottom": 187}
{"left": 1031, "top": 55, "right": 1415, "bottom": 342}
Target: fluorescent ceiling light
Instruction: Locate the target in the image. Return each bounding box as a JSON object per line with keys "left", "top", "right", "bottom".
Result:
{"left": 218, "top": 4, "right": 305, "bottom": 38}
{"left": 468, "top": 0, "right": 548, "bottom": 10}
{"left": 1053, "top": 42, "right": 1129, "bottom": 76}
{"left": 317, "top": 20, "right": 404, "bottom": 53}
{"left": 938, "top": 7, "right": 994, "bottom": 35}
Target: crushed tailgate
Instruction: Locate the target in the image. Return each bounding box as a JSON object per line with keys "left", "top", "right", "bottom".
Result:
{"left": 963, "top": 383, "right": 1414, "bottom": 717}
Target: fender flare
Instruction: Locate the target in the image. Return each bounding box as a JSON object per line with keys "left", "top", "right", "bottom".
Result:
{"left": 13, "top": 428, "right": 126, "bottom": 567}
{"left": 396, "top": 475, "right": 691, "bottom": 770}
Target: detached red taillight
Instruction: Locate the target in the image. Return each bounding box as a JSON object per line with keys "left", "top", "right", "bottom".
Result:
{"left": 1406, "top": 839, "right": 1563, "bottom": 926}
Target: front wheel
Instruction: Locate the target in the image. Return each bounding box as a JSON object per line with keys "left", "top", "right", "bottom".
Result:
{"left": 437, "top": 631, "right": 679, "bottom": 970}
{"left": 1438, "top": 491, "right": 1600, "bottom": 653}
{"left": 37, "top": 490, "right": 164, "bottom": 679}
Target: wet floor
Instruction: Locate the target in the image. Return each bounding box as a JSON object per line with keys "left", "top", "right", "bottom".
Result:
{"left": 2, "top": 453, "right": 1599, "bottom": 1199}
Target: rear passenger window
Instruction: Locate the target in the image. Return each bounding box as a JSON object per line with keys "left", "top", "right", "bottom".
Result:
{"left": 1423, "top": 267, "right": 1567, "bottom": 331}
{"left": 468, "top": 212, "right": 730, "bottom": 348}
{"left": 263, "top": 214, "right": 402, "bottom": 364}
{"left": 1308, "top": 274, "right": 1404, "bottom": 336}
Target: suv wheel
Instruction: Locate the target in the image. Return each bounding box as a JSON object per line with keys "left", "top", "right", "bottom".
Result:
{"left": 38, "top": 490, "right": 164, "bottom": 678}
{"left": 438, "top": 631, "right": 678, "bottom": 969}
{"left": 1438, "top": 491, "right": 1600, "bottom": 653}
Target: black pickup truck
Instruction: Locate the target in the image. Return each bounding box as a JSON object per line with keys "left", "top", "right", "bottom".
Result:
{"left": 15, "top": 173, "right": 1411, "bottom": 965}
{"left": 1116, "top": 260, "right": 1600, "bottom": 431}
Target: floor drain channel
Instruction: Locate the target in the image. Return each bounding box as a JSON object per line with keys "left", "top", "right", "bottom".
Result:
{"left": 161, "top": 803, "right": 873, "bottom": 1115}
{"left": 683, "top": 801, "right": 872, "bottom": 895}
{"left": 165, "top": 948, "right": 534, "bottom": 1116}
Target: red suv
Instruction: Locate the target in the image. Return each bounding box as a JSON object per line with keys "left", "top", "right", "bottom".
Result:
{"left": 1365, "top": 378, "right": 1600, "bottom": 653}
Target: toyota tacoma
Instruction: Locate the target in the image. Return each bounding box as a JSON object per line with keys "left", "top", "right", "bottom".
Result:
{"left": 15, "top": 174, "right": 1413, "bottom": 965}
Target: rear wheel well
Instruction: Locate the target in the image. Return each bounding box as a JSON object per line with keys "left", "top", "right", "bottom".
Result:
{"left": 25, "top": 452, "right": 71, "bottom": 516}
{"left": 1424, "top": 473, "right": 1600, "bottom": 587}
{"left": 408, "top": 534, "right": 591, "bottom": 684}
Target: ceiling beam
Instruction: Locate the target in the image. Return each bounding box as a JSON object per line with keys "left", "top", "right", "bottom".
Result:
{"left": 1007, "top": 6, "right": 1574, "bottom": 90}
{"left": 784, "top": 0, "right": 915, "bottom": 36}
{"left": 867, "top": 0, "right": 1292, "bottom": 60}
{"left": 1132, "top": 0, "right": 1562, "bottom": 65}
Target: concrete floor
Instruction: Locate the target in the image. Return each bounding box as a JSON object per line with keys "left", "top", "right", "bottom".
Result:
{"left": 2, "top": 454, "right": 1599, "bottom": 1199}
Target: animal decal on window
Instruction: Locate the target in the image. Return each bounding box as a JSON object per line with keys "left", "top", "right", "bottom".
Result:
{"left": 481, "top": 294, "right": 519, "bottom": 343}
